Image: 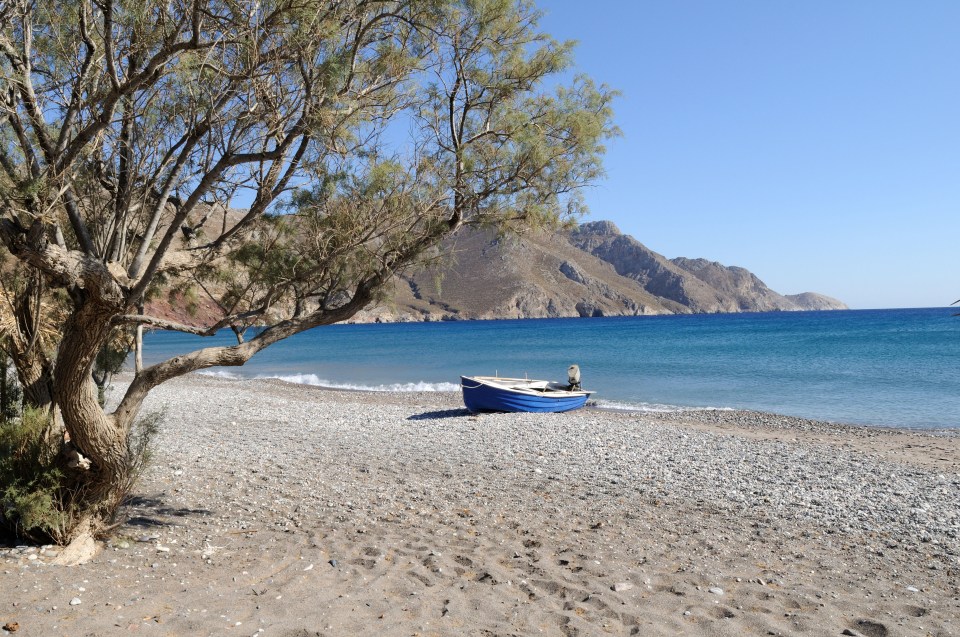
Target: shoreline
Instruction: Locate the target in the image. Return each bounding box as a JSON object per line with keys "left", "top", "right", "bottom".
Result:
{"left": 138, "top": 306, "right": 960, "bottom": 431}
{"left": 3, "top": 372, "right": 958, "bottom": 636}
{"left": 155, "top": 370, "right": 960, "bottom": 435}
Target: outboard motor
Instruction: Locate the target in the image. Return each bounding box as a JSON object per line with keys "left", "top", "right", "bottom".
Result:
{"left": 567, "top": 364, "right": 581, "bottom": 391}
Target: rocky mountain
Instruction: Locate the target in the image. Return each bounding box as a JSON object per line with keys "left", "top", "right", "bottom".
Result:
{"left": 352, "top": 220, "right": 847, "bottom": 322}
{"left": 784, "top": 292, "right": 849, "bottom": 311}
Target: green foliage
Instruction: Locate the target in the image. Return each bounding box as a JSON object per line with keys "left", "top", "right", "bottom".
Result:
{"left": 0, "top": 406, "right": 162, "bottom": 544}
{"left": 0, "top": 0, "right": 616, "bottom": 542}
{"left": 0, "top": 408, "right": 70, "bottom": 544}
{"left": 124, "top": 411, "right": 161, "bottom": 500}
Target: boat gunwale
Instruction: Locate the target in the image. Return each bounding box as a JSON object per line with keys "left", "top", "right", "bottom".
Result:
{"left": 460, "top": 375, "right": 592, "bottom": 399}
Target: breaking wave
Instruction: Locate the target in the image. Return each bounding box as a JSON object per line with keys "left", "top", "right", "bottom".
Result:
{"left": 197, "top": 369, "right": 459, "bottom": 393}
{"left": 592, "top": 398, "right": 734, "bottom": 413}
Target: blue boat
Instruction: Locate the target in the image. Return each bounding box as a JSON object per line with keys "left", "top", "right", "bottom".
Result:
{"left": 460, "top": 375, "right": 592, "bottom": 413}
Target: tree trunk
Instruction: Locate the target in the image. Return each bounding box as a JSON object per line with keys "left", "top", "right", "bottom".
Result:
{"left": 13, "top": 345, "right": 54, "bottom": 410}
{"left": 6, "top": 278, "right": 55, "bottom": 411}
{"left": 53, "top": 300, "right": 129, "bottom": 514}
{"left": 135, "top": 325, "right": 143, "bottom": 375}
{"left": 0, "top": 348, "right": 7, "bottom": 416}
{"left": 51, "top": 517, "right": 101, "bottom": 565}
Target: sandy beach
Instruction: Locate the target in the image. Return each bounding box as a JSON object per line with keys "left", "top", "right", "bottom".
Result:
{"left": 2, "top": 373, "right": 958, "bottom": 636}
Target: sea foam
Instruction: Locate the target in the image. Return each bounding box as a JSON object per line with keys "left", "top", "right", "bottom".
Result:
{"left": 592, "top": 399, "right": 734, "bottom": 414}
{"left": 197, "top": 369, "right": 459, "bottom": 393}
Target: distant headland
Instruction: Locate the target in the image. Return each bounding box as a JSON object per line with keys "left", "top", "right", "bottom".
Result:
{"left": 350, "top": 220, "right": 847, "bottom": 323}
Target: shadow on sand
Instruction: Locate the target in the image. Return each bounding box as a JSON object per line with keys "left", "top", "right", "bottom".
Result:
{"left": 407, "top": 408, "right": 474, "bottom": 421}
{"left": 122, "top": 495, "right": 212, "bottom": 529}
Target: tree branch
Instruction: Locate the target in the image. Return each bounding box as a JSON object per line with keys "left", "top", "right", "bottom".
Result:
{"left": 112, "top": 283, "right": 377, "bottom": 425}
{"left": 0, "top": 219, "right": 125, "bottom": 306}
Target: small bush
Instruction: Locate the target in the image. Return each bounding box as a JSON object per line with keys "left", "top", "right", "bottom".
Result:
{"left": 0, "top": 408, "right": 73, "bottom": 544}
{"left": 106, "top": 409, "right": 163, "bottom": 528}
{"left": 0, "top": 408, "right": 162, "bottom": 544}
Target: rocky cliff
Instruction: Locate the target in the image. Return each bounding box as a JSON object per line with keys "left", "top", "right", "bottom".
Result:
{"left": 784, "top": 292, "right": 848, "bottom": 311}
{"left": 352, "top": 221, "right": 847, "bottom": 322}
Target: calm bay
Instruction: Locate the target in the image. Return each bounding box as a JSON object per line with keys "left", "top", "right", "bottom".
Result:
{"left": 140, "top": 307, "right": 960, "bottom": 429}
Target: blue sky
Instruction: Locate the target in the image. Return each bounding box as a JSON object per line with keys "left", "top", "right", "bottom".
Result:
{"left": 536, "top": 0, "right": 959, "bottom": 309}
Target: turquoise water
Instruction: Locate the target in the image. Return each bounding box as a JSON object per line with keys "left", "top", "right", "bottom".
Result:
{"left": 140, "top": 308, "right": 960, "bottom": 429}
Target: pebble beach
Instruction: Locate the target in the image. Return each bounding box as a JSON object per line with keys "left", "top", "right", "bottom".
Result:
{"left": 2, "top": 373, "right": 959, "bottom": 636}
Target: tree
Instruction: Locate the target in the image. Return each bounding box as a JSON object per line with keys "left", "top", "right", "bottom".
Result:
{"left": 0, "top": 0, "right": 616, "bottom": 543}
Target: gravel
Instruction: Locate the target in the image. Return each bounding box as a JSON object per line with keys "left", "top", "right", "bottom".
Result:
{"left": 3, "top": 372, "right": 958, "bottom": 571}
{"left": 122, "top": 375, "right": 960, "bottom": 566}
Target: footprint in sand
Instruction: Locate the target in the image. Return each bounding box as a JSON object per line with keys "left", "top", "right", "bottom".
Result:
{"left": 407, "top": 570, "right": 434, "bottom": 586}
{"left": 350, "top": 557, "right": 377, "bottom": 569}
{"left": 848, "top": 618, "right": 889, "bottom": 637}
{"left": 533, "top": 578, "right": 575, "bottom": 598}
{"left": 711, "top": 605, "right": 737, "bottom": 619}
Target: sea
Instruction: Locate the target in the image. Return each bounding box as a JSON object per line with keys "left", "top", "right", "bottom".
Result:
{"left": 139, "top": 307, "right": 960, "bottom": 430}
